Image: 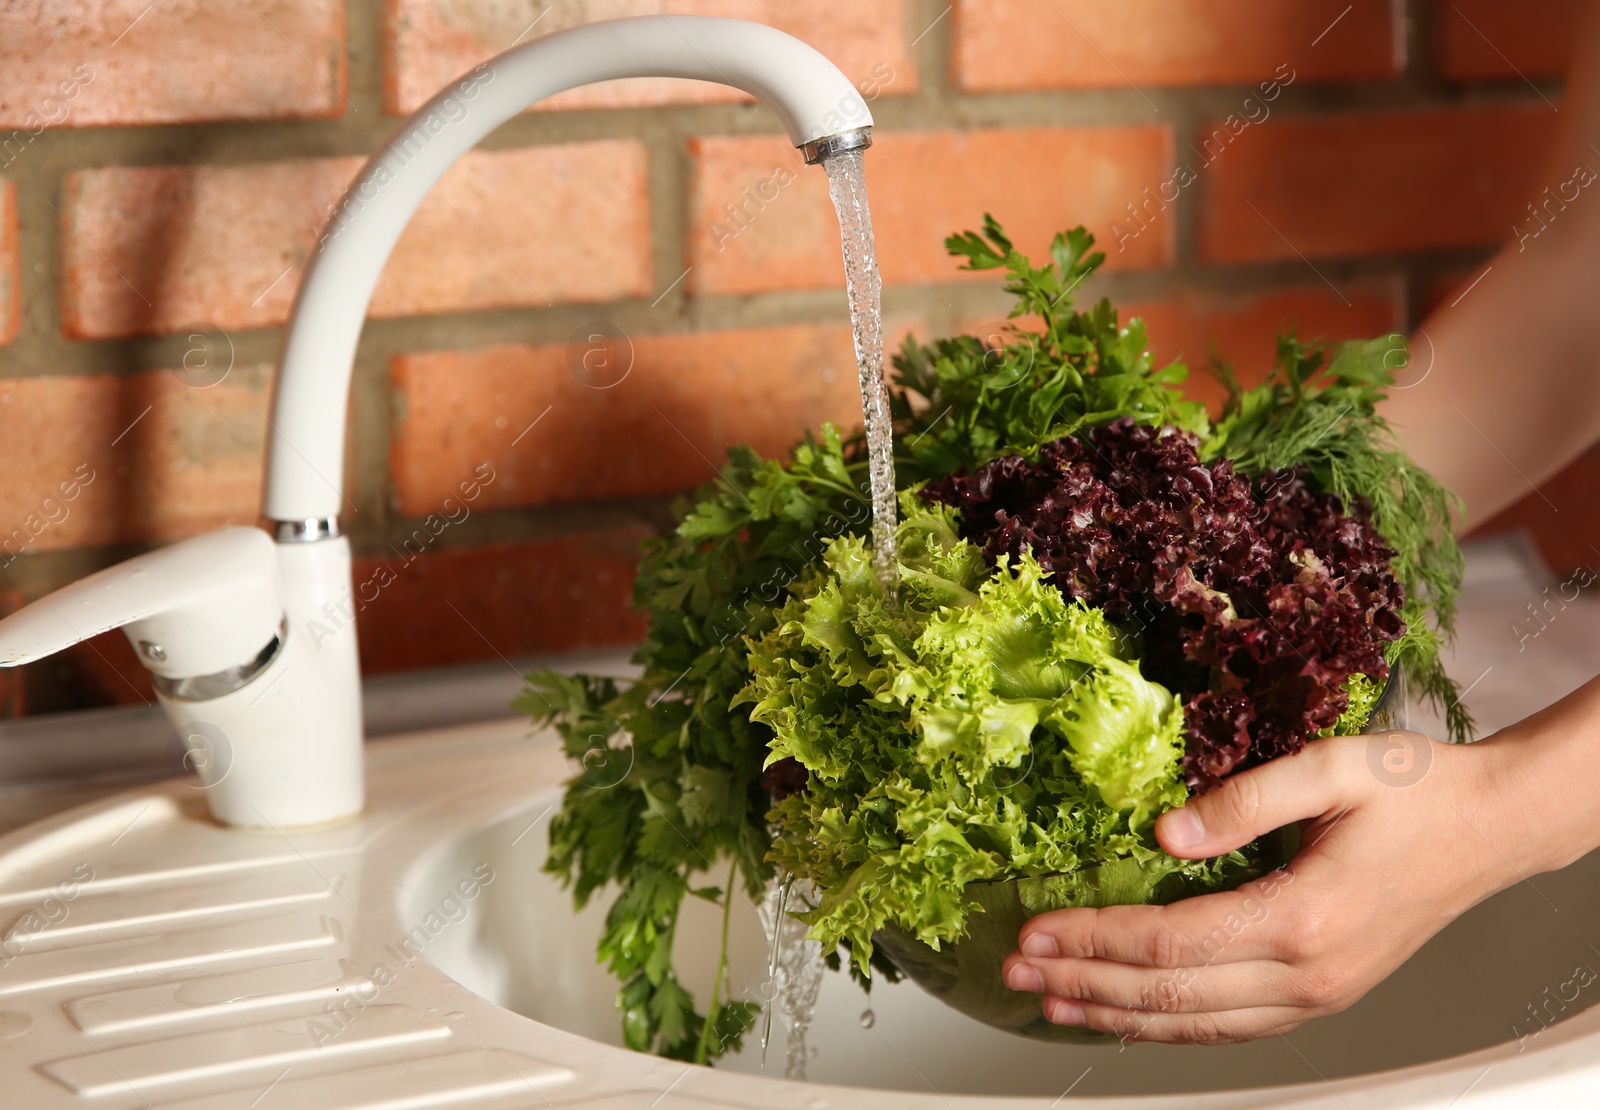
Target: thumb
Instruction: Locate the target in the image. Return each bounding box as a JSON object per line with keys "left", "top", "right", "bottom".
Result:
{"left": 1155, "top": 742, "right": 1353, "bottom": 859}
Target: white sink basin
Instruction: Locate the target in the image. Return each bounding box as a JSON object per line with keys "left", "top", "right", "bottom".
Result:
{"left": 429, "top": 772, "right": 1600, "bottom": 1101}
{"left": 0, "top": 715, "right": 1595, "bottom": 1109}
{"left": 3, "top": 533, "right": 1600, "bottom": 1107}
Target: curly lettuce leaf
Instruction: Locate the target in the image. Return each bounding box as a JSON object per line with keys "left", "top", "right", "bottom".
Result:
{"left": 1323, "top": 672, "right": 1383, "bottom": 737}
{"left": 1202, "top": 334, "right": 1467, "bottom": 742}
{"left": 741, "top": 500, "right": 1213, "bottom": 972}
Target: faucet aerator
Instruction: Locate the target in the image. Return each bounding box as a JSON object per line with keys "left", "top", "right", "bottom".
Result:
{"left": 802, "top": 126, "right": 874, "bottom": 166}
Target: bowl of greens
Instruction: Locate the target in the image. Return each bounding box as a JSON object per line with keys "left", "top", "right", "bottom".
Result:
{"left": 521, "top": 218, "right": 1465, "bottom": 1063}
{"left": 865, "top": 670, "right": 1404, "bottom": 1045}
{"left": 870, "top": 857, "right": 1286, "bottom": 1046}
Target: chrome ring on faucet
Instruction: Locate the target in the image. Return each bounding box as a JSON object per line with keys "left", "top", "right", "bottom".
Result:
{"left": 801, "top": 126, "right": 873, "bottom": 165}
{"left": 271, "top": 516, "right": 341, "bottom": 543}
{"left": 151, "top": 619, "right": 288, "bottom": 702}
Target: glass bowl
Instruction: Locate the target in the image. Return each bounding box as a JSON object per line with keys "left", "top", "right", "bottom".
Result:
{"left": 872, "top": 667, "right": 1408, "bottom": 1043}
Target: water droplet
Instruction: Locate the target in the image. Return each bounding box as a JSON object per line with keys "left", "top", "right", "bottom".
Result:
{"left": 0, "top": 1011, "right": 32, "bottom": 1038}
{"left": 858, "top": 1008, "right": 875, "bottom": 1029}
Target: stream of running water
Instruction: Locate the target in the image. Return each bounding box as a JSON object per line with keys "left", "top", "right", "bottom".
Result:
{"left": 751, "top": 148, "right": 896, "bottom": 1081}
{"left": 823, "top": 150, "right": 899, "bottom": 587}
{"left": 757, "top": 873, "right": 825, "bottom": 1080}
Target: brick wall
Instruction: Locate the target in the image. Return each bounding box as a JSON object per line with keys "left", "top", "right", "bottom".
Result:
{"left": 0, "top": 0, "right": 1584, "bottom": 716}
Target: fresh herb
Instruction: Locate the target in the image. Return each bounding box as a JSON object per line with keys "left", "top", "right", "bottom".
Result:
{"left": 1202, "top": 336, "right": 1470, "bottom": 742}
{"left": 1325, "top": 673, "right": 1383, "bottom": 738}
{"left": 516, "top": 429, "right": 875, "bottom": 1061}
{"left": 889, "top": 216, "right": 1206, "bottom": 484}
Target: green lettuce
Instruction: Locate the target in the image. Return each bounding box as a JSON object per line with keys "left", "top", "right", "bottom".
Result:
{"left": 1324, "top": 672, "right": 1383, "bottom": 737}
{"left": 741, "top": 498, "right": 1235, "bottom": 972}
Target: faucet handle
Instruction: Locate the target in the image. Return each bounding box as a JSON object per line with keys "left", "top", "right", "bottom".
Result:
{"left": 0, "top": 527, "right": 283, "bottom": 695}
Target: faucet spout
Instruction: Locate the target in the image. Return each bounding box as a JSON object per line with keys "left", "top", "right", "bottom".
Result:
{"left": 0, "top": 18, "right": 875, "bottom": 830}
{"left": 264, "top": 15, "right": 873, "bottom": 522}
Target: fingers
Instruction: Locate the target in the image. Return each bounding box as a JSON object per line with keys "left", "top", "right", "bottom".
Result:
{"left": 1155, "top": 738, "right": 1361, "bottom": 859}
{"left": 1041, "top": 996, "right": 1310, "bottom": 1045}
{"left": 1002, "top": 950, "right": 1299, "bottom": 1015}
{"left": 1001, "top": 735, "right": 1393, "bottom": 1047}
{"left": 1020, "top": 869, "right": 1301, "bottom": 968}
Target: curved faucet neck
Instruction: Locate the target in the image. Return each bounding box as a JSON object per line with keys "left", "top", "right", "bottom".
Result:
{"left": 262, "top": 15, "right": 873, "bottom": 523}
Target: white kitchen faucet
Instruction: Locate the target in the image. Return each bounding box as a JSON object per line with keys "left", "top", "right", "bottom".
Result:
{"left": 0, "top": 16, "right": 873, "bottom": 829}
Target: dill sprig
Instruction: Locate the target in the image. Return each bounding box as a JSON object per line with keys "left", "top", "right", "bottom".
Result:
{"left": 1202, "top": 335, "right": 1470, "bottom": 742}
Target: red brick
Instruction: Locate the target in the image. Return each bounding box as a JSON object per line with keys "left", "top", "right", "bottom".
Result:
{"left": 1437, "top": 0, "right": 1585, "bottom": 82}
{"left": 353, "top": 529, "right": 650, "bottom": 674}
{"left": 384, "top": 0, "right": 916, "bottom": 115}
{"left": 61, "top": 143, "right": 651, "bottom": 340}
{"left": 954, "top": 0, "right": 1398, "bottom": 91}
{"left": 0, "top": 179, "right": 16, "bottom": 345}
{"left": 0, "top": 1, "right": 346, "bottom": 128}
{"left": 0, "top": 365, "right": 269, "bottom": 554}
{"left": 15, "top": 628, "right": 158, "bottom": 716}
{"left": 389, "top": 322, "right": 898, "bottom": 516}
{"left": 59, "top": 633, "right": 155, "bottom": 710}
{"left": 689, "top": 127, "right": 1172, "bottom": 298}
{"left": 1473, "top": 443, "right": 1600, "bottom": 576}
{"left": 2, "top": 583, "right": 159, "bottom": 716}
{"left": 1200, "top": 107, "right": 1558, "bottom": 265}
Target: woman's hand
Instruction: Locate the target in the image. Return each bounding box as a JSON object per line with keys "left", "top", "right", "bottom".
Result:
{"left": 999, "top": 728, "right": 1543, "bottom": 1045}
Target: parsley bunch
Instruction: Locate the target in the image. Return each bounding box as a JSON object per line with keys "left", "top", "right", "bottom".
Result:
{"left": 891, "top": 217, "right": 1206, "bottom": 483}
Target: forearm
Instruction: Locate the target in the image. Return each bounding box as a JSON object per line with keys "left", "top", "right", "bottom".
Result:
{"left": 1382, "top": 2, "right": 1600, "bottom": 531}
{"left": 1474, "top": 673, "right": 1600, "bottom": 881}
{"left": 1386, "top": 254, "right": 1600, "bottom": 531}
